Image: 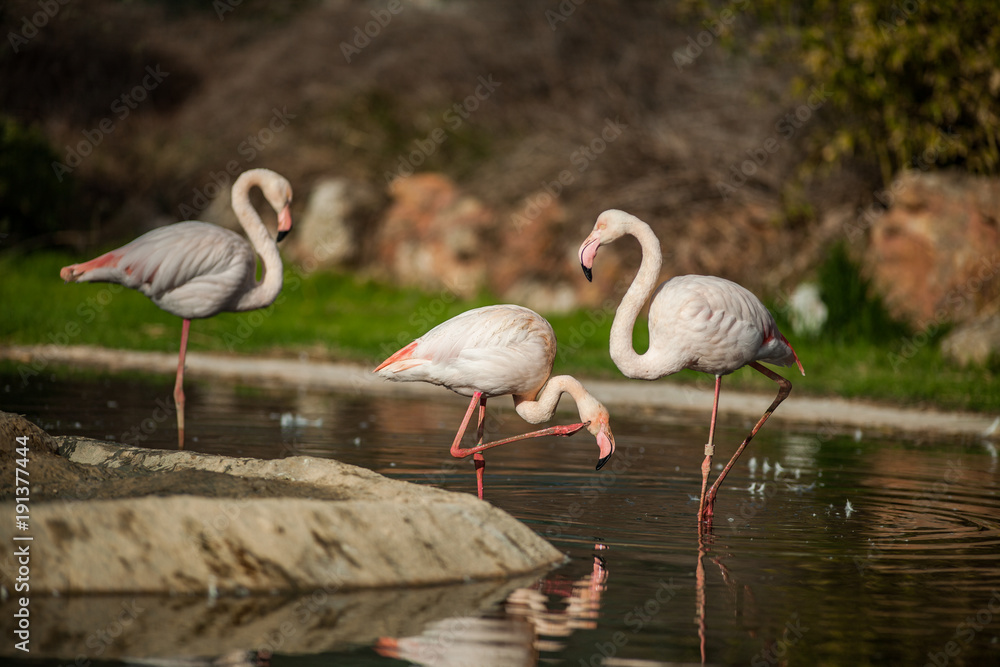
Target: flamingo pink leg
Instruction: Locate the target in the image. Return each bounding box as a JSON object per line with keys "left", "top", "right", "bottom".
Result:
{"left": 448, "top": 391, "right": 591, "bottom": 499}
{"left": 701, "top": 362, "right": 792, "bottom": 526}
{"left": 459, "top": 422, "right": 589, "bottom": 454}
{"left": 697, "top": 375, "right": 723, "bottom": 526}
{"left": 474, "top": 394, "right": 487, "bottom": 499}
{"left": 449, "top": 392, "right": 486, "bottom": 498}
{"left": 174, "top": 318, "right": 190, "bottom": 450}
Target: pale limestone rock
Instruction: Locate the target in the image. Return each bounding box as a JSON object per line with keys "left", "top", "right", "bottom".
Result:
{"left": 285, "top": 177, "right": 376, "bottom": 270}
{"left": 0, "top": 418, "right": 561, "bottom": 598}
{"left": 941, "top": 315, "right": 1000, "bottom": 367}
{"left": 0, "top": 414, "right": 557, "bottom": 660}
{"left": 4, "top": 494, "right": 552, "bottom": 594}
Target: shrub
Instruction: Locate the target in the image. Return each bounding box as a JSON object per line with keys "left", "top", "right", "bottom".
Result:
{"left": 0, "top": 117, "right": 75, "bottom": 246}
{"left": 687, "top": 0, "right": 1000, "bottom": 184}
{"left": 816, "top": 243, "right": 910, "bottom": 344}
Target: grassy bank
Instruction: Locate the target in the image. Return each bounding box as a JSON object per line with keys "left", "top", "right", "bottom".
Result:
{"left": 2, "top": 250, "right": 997, "bottom": 413}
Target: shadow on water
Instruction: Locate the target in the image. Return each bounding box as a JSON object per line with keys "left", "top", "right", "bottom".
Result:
{"left": 3, "top": 370, "right": 1000, "bottom": 665}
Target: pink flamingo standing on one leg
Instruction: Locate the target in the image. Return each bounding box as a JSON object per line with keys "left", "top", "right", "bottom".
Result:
{"left": 578, "top": 209, "right": 803, "bottom": 528}
{"left": 60, "top": 168, "right": 294, "bottom": 449}
{"left": 374, "top": 304, "right": 616, "bottom": 499}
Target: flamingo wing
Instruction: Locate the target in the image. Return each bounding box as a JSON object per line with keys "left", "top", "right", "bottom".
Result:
{"left": 62, "top": 222, "right": 257, "bottom": 319}
{"left": 649, "top": 275, "right": 800, "bottom": 375}
{"left": 375, "top": 305, "right": 556, "bottom": 398}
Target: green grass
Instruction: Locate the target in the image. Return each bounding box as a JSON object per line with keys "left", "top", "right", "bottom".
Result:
{"left": 2, "top": 250, "right": 997, "bottom": 412}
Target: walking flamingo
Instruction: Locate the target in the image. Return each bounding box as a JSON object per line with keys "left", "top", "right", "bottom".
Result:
{"left": 60, "top": 168, "right": 293, "bottom": 449}
{"left": 578, "top": 209, "right": 803, "bottom": 527}
{"left": 373, "top": 305, "right": 616, "bottom": 499}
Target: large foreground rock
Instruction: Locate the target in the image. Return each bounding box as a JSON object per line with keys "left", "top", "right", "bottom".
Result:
{"left": 0, "top": 413, "right": 562, "bottom": 596}
{"left": 0, "top": 413, "right": 561, "bottom": 659}
{"left": 13, "top": 494, "right": 552, "bottom": 594}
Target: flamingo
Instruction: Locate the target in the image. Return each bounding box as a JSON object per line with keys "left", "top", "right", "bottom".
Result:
{"left": 373, "top": 304, "right": 616, "bottom": 499}
{"left": 578, "top": 209, "right": 804, "bottom": 527}
{"left": 60, "top": 168, "right": 293, "bottom": 449}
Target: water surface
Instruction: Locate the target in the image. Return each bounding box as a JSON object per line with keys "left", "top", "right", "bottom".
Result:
{"left": 3, "top": 371, "right": 999, "bottom": 665}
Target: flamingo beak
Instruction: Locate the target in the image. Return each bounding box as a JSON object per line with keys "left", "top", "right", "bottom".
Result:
{"left": 276, "top": 203, "right": 293, "bottom": 243}
{"left": 579, "top": 235, "right": 600, "bottom": 282}
{"left": 595, "top": 425, "right": 615, "bottom": 470}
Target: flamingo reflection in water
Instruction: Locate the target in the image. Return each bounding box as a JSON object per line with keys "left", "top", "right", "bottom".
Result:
{"left": 375, "top": 549, "right": 608, "bottom": 666}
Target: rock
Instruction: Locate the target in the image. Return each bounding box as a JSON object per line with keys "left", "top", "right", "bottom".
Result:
{"left": 0, "top": 410, "right": 116, "bottom": 503}
{"left": 503, "top": 280, "right": 579, "bottom": 314}
{"left": 285, "top": 177, "right": 377, "bottom": 270}
{"left": 0, "top": 409, "right": 59, "bottom": 457}
{"left": 6, "top": 494, "right": 550, "bottom": 594}
{"left": 940, "top": 315, "right": 1000, "bottom": 367}
{"left": 864, "top": 170, "right": 1000, "bottom": 328}
{"left": 786, "top": 282, "right": 828, "bottom": 338}
{"left": 494, "top": 192, "right": 579, "bottom": 314}
{"left": 0, "top": 414, "right": 562, "bottom": 597}
{"left": 374, "top": 174, "right": 493, "bottom": 298}
{"left": 373, "top": 176, "right": 591, "bottom": 312}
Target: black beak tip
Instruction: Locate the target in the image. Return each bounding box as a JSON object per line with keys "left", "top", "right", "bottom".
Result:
{"left": 596, "top": 452, "right": 612, "bottom": 470}
{"left": 276, "top": 230, "right": 289, "bottom": 243}
{"left": 582, "top": 265, "right": 593, "bottom": 282}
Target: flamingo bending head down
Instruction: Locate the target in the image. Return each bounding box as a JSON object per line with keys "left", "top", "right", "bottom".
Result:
{"left": 374, "top": 304, "right": 616, "bottom": 499}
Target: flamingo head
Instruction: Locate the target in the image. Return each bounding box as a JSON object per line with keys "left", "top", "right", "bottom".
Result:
{"left": 579, "top": 395, "right": 616, "bottom": 470}
{"left": 261, "top": 172, "right": 294, "bottom": 243}
{"left": 578, "top": 209, "right": 633, "bottom": 282}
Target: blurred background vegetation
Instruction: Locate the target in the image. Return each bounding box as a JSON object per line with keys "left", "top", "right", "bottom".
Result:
{"left": 684, "top": 0, "right": 1000, "bottom": 183}
{"left": 1, "top": 0, "right": 997, "bottom": 411}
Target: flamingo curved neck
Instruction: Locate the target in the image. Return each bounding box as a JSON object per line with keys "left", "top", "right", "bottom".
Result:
{"left": 231, "top": 172, "right": 282, "bottom": 312}
{"left": 514, "top": 375, "right": 590, "bottom": 424}
{"left": 610, "top": 217, "right": 665, "bottom": 379}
